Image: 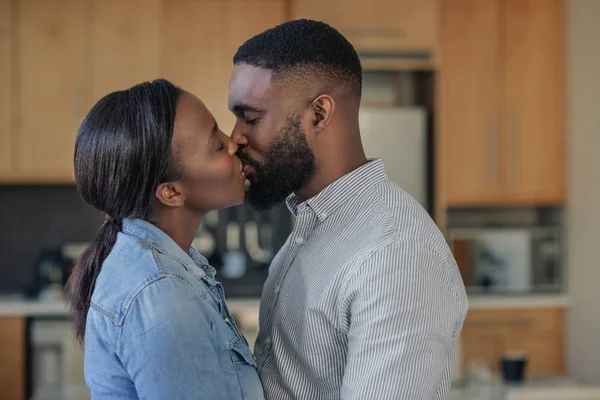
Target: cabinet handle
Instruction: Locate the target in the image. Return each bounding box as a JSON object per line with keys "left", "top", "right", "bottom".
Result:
{"left": 508, "top": 111, "right": 519, "bottom": 185}
{"left": 486, "top": 111, "right": 499, "bottom": 183}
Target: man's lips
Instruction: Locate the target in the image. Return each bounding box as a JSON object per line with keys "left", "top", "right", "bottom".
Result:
{"left": 243, "top": 164, "right": 254, "bottom": 176}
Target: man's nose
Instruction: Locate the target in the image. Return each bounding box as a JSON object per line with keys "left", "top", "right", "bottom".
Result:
{"left": 231, "top": 125, "right": 249, "bottom": 148}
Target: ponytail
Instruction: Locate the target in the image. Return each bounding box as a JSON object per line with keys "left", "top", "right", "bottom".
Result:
{"left": 66, "top": 218, "right": 122, "bottom": 343}
{"left": 68, "top": 78, "right": 183, "bottom": 344}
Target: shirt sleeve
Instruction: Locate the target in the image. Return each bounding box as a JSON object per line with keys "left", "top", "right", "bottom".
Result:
{"left": 116, "top": 276, "right": 224, "bottom": 399}
{"left": 341, "top": 240, "right": 468, "bottom": 400}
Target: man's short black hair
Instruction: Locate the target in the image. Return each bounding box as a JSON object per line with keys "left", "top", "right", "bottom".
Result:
{"left": 233, "top": 19, "right": 362, "bottom": 98}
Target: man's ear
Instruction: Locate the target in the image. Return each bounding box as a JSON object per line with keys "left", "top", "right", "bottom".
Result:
{"left": 311, "top": 94, "right": 335, "bottom": 133}
{"left": 155, "top": 182, "right": 185, "bottom": 207}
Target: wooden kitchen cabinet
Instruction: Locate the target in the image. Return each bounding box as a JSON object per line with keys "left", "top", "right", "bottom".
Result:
{"left": 439, "top": 0, "right": 503, "bottom": 205}
{"left": 0, "top": 0, "right": 13, "bottom": 177}
{"left": 15, "top": 0, "right": 89, "bottom": 182}
{"left": 162, "top": 0, "right": 285, "bottom": 135}
{"left": 440, "top": 0, "right": 565, "bottom": 206}
{"left": 0, "top": 0, "right": 283, "bottom": 184}
{"left": 502, "top": 0, "right": 566, "bottom": 204}
{"left": 0, "top": 317, "right": 27, "bottom": 400}
{"left": 220, "top": 0, "right": 286, "bottom": 133}
{"left": 162, "top": 0, "right": 227, "bottom": 135}
{"left": 291, "top": 0, "right": 439, "bottom": 68}
{"left": 90, "top": 0, "right": 162, "bottom": 105}
{"left": 461, "top": 308, "right": 565, "bottom": 376}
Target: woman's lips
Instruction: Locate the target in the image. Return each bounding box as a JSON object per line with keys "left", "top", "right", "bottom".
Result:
{"left": 243, "top": 164, "right": 254, "bottom": 176}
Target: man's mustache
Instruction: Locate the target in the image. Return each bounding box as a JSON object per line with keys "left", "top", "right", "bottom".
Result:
{"left": 235, "top": 150, "right": 260, "bottom": 169}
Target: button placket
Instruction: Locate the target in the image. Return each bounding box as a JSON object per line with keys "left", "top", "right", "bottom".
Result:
{"left": 189, "top": 266, "right": 247, "bottom": 344}
{"left": 261, "top": 208, "right": 317, "bottom": 354}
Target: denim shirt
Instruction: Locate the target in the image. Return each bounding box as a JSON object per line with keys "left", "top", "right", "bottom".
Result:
{"left": 84, "top": 218, "right": 264, "bottom": 400}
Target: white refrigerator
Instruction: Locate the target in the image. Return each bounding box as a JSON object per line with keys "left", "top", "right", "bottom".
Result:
{"left": 358, "top": 106, "right": 429, "bottom": 209}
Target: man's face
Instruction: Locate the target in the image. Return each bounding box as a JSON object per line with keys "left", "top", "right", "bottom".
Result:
{"left": 228, "top": 64, "right": 316, "bottom": 210}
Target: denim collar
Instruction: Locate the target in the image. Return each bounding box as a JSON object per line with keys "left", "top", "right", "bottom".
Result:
{"left": 121, "top": 218, "right": 216, "bottom": 281}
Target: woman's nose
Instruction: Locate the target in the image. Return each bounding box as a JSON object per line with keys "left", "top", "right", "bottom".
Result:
{"left": 227, "top": 137, "right": 239, "bottom": 156}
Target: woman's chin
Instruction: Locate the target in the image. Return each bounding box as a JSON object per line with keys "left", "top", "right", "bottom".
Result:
{"left": 215, "top": 178, "right": 247, "bottom": 210}
{"left": 229, "top": 186, "right": 246, "bottom": 208}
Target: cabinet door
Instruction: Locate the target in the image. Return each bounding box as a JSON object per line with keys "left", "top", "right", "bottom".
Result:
{"left": 220, "top": 0, "right": 286, "bottom": 134}
{"left": 440, "top": 0, "right": 504, "bottom": 206}
{"left": 162, "top": 0, "right": 285, "bottom": 135}
{"left": 291, "top": 0, "right": 439, "bottom": 54}
{"left": 462, "top": 308, "right": 565, "bottom": 377}
{"left": 502, "top": 0, "right": 565, "bottom": 204}
{"left": 0, "top": 317, "right": 26, "bottom": 400}
{"left": 17, "top": 0, "right": 90, "bottom": 181}
{"left": 161, "top": 0, "right": 227, "bottom": 127}
{"left": 461, "top": 330, "right": 506, "bottom": 372}
{"left": 90, "top": 0, "right": 162, "bottom": 105}
{"left": 0, "top": 0, "right": 13, "bottom": 177}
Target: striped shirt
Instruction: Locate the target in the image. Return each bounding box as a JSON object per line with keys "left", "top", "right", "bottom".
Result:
{"left": 254, "top": 159, "right": 468, "bottom": 400}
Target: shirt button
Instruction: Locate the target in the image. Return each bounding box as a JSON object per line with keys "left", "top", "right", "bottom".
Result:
{"left": 274, "top": 285, "right": 281, "bottom": 294}
{"left": 224, "top": 317, "right": 230, "bottom": 323}
{"left": 295, "top": 237, "right": 304, "bottom": 244}
{"left": 320, "top": 212, "right": 328, "bottom": 219}
{"left": 265, "top": 338, "right": 272, "bottom": 345}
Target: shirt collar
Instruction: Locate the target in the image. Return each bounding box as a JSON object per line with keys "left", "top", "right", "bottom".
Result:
{"left": 121, "top": 218, "right": 215, "bottom": 280}
{"left": 286, "top": 158, "right": 388, "bottom": 221}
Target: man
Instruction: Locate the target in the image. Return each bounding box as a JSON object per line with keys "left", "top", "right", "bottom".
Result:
{"left": 229, "top": 19, "right": 468, "bottom": 400}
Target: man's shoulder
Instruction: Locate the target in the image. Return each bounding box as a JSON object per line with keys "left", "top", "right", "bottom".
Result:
{"left": 353, "top": 178, "right": 437, "bottom": 236}
{"left": 340, "top": 178, "right": 451, "bottom": 264}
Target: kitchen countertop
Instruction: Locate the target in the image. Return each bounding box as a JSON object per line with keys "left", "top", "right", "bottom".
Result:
{"left": 467, "top": 294, "right": 570, "bottom": 309}
{"left": 448, "top": 376, "right": 593, "bottom": 400}
{"left": 0, "top": 297, "right": 70, "bottom": 317}
{"left": 0, "top": 294, "right": 569, "bottom": 317}
{"left": 0, "top": 296, "right": 261, "bottom": 317}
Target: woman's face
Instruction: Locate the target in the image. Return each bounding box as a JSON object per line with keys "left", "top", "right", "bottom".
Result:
{"left": 172, "top": 92, "right": 246, "bottom": 212}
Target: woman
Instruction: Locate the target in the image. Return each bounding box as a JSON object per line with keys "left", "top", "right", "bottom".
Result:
{"left": 66, "top": 79, "right": 263, "bottom": 399}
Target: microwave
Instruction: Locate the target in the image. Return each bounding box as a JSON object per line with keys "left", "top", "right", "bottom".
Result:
{"left": 447, "top": 227, "right": 564, "bottom": 294}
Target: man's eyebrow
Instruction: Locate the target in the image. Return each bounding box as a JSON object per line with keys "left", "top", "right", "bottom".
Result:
{"left": 231, "top": 103, "right": 263, "bottom": 113}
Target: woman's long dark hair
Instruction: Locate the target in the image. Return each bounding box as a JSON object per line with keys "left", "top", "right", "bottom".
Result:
{"left": 66, "top": 79, "right": 183, "bottom": 343}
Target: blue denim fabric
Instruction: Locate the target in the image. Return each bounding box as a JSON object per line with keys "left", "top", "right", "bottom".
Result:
{"left": 84, "top": 218, "right": 264, "bottom": 400}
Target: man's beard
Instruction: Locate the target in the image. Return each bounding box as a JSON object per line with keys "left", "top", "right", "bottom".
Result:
{"left": 236, "top": 115, "right": 316, "bottom": 211}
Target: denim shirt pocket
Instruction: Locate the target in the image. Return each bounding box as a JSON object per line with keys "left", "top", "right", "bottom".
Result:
{"left": 229, "top": 336, "right": 264, "bottom": 399}
{"left": 229, "top": 335, "right": 256, "bottom": 367}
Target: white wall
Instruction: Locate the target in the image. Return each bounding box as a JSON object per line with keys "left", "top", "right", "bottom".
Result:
{"left": 566, "top": 0, "right": 600, "bottom": 383}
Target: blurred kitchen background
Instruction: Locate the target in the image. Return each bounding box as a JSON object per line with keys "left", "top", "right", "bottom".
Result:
{"left": 1, "top": 0, "right": 599, "bottom": 399}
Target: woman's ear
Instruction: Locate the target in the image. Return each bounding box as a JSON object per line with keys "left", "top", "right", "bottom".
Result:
{"left": 311, "top": 94, "right": 335, "bottom": 132}
{"left": 155, "top": 182, "right": 185, "bottom": 207}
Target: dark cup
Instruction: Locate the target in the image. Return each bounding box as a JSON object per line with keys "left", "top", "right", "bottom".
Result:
{"left": 501, "top": 354, "right": 527, "bottom": 383}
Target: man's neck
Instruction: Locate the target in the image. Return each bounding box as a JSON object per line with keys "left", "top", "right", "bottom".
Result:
{"left": 295, "top": 154, "right": 368, "bottom": 201}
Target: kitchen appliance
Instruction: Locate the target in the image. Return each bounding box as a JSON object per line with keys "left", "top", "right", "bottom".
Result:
{"left": 193, "top": 202, "right": 293, "bottom": 298}
{"left": 34, "top": 250, "right": 69, "bottom": 301}
{"left": 448, "top": 227, "right": 563, "bottom": 293}
{"left": 358, "top": 106, "right": 429, "bottom": 210}
{"left": 29, "top": 317, "right": 89, "bottom": 400}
